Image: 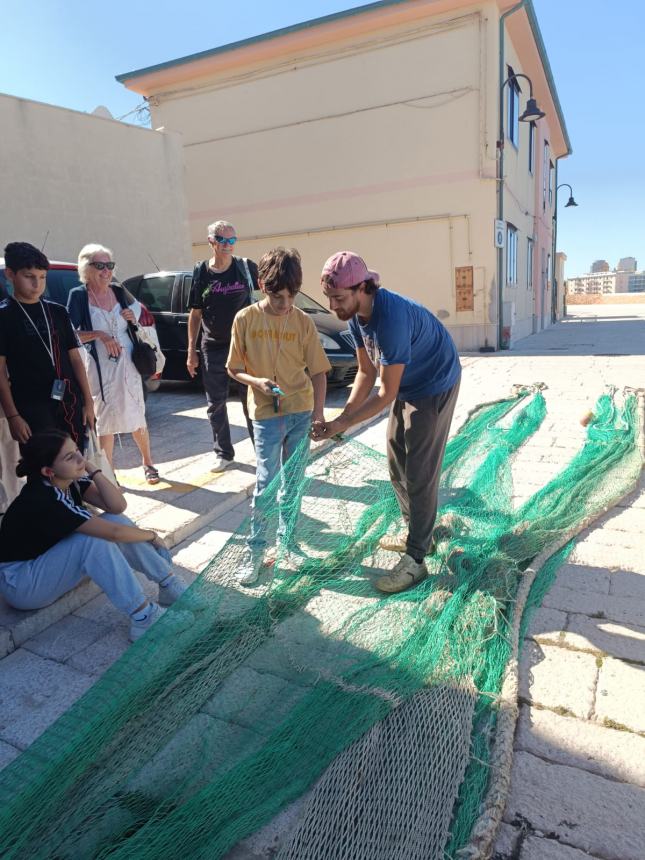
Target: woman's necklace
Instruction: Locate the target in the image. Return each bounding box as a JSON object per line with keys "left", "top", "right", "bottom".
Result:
{"left": 89, "top": 286, "right": 119, "bottom": 338}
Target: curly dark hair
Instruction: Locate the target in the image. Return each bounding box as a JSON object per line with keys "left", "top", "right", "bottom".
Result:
{"left": 4, "top": 242, "right": 50, "bottom": 272}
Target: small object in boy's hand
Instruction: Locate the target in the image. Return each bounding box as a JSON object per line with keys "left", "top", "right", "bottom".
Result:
{"left": 271, "top": 385, "right": 285, "bottom": 396}
{"left": 580, "top": 410, "right": 594, "bottom": 427}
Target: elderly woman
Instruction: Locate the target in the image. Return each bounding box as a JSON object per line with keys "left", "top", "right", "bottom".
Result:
{"left": 67, "top": 244, "right": 160, "bottom": 485}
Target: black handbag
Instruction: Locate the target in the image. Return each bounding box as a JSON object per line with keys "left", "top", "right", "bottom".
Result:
{"left": 113, "top": 285, "right": 157, "bottom": 377}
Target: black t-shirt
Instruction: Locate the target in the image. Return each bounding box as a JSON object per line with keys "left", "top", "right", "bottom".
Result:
{"left": 188, "top": 257, "right": 257, "bottom": 348}
{"left": 0, "top": 298, "right": 82, "bottom": 413}
{"left": 0, "top": 476, "right": 92, "bottom": 562}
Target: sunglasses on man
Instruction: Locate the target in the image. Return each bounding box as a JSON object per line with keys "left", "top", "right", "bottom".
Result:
{"left": 89, "top": 261, "right": 116, "bottom": 271}
{"left": 212, "top": 235, "right": 237, "bottom": 246}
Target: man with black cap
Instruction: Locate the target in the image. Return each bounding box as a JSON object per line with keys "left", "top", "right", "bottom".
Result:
{"left": 314, "top": 251, "right": 461, "bottom": 594}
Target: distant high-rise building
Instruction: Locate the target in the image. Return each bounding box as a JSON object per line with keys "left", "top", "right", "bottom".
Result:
{"left": 617, "top": 257, "right": 637, "bottom": 272}
{"left": 628, "top": 273, "right": 645, "bottom": 293}
{"left": 591, "top": 259, "right": 610, "bottom": 273}
{"left": 566, "top": 271, "right": 617, "bottom": 295}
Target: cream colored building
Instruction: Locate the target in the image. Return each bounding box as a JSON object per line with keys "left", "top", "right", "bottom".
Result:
{"left": 566, "top": 271, "right": 617, "bottom": 296}
{"left": 118, "top": 0, "right": 571, "bottom": 350}
{"left": 0, "top": 93, "right": 192, "bottom": 279}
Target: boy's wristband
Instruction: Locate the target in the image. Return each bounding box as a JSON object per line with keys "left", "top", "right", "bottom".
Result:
{"left": 87, "top": 469, "right": 102, "bottom": 480}
{"left": 6, "top": 414, "right": 19, "bottom": 420}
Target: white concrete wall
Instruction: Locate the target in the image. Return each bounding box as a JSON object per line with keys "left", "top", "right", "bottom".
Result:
{"left": 0, "top": 94, "right": 192, "bottom": 279}
{"left": 150, "top": 4, "right": 502, "bottom": 350}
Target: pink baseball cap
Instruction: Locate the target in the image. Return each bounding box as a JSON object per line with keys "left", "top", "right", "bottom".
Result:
{"left": 321, "top": 251, "right": 380, "bottom": 290}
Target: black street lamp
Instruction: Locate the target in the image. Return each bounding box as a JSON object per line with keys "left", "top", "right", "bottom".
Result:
{"left": 557, "top": 183, "right": 578, "bottom": 207}
{"left": 501, "top": 72, "right": 546, "bottom": 122}
{"left": 552, "top": 182, "right": 579, "bottom": 323}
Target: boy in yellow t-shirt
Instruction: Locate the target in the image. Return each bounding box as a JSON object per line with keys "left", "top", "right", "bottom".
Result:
{"left": 227, "top": 247, "right": 330, "bottom": 585}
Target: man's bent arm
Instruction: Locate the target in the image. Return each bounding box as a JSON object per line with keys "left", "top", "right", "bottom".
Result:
{"left": 340, "top": 347, "right": 378, "bottom": 418}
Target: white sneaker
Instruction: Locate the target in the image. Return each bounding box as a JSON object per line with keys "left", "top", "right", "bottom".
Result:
{"left": 375, "top": 555, "right": 428, "bottom": 594}
{"left": 237, "top": 550, "right": 264, "bottom": 586}
{"left": 158, "top": 574, "right": 188, "bottom": 606}
{"left": 211, "top": 456, "right": 233, "bottom": 473}
{"left": 129, "top": 602, "right": 166, "bottom": 641}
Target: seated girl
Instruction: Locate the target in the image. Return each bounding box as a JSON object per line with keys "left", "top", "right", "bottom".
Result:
{"left": 0, "top": 430, "right": 187, "bottom": 641}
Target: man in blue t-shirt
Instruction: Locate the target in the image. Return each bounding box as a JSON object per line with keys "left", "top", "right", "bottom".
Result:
{"left": 314, "top": 251, "right": 461, "bottom": 594}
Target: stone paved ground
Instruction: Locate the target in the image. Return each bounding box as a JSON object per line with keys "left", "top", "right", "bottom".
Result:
{"left": 0, "top": 304, "right": 644, "bottom": 859}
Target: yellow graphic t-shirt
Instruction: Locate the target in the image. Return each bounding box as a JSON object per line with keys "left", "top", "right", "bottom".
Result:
{"left": 226, "top": 303, "right": 331, "bottom": 420}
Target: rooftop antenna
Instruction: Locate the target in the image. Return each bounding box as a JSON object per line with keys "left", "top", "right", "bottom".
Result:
{"left": 41, "top": 231, "right": 50, "bottom": 252}
{"left": 147, "top": 252, "right": 161, "bottom": 272}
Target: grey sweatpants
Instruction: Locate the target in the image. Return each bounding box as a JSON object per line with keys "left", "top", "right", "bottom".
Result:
{"left": 386, "top": 378, "right": 460, "bottom": 560}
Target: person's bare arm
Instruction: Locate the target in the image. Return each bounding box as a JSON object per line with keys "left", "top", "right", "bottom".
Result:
{"left": 81, "top": 470, "right": 127, "bottom": 514}
{"left": 68, "top": 347, "right": 95, "bottom": 428}
{"left": 187, "top": 309, "right": 202, "bottom": 377}
{"left": 311, "top": 371, "right": 327, "bottom": 423}
{"left": 0, "top": 355, "right": 30, "bottom": 443}
{"left": 77, "top": 515, "right": 162, "bottom": 546}
{"left": 316, "top": 363, "right": 405, "bottom": 439}
{"left": 341, "top": 347, "right": 378, "bottom": 418}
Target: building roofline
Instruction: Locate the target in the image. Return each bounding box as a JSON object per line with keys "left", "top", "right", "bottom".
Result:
{"left": 116, "top": 0, "right": 409, "bottom": 83}
{"left": 523, "top": 1, "right": 571, "bottom": 155}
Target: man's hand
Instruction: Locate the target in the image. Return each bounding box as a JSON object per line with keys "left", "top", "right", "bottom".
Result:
{"left": 83, "top": 400, "right": 96, "bottom": 430}
{"left": 7, "top": 414, "right": 31, "bottom": 444}
{"left": 187, "top": 348, "right": 199, "bottom": 378}
{"left": 311, "top": 414, "right": 349, "bottom": 441}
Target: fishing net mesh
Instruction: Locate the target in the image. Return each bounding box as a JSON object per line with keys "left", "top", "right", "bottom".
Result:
{"left": 0, "top": 386, "right": 641, "bottom": 860}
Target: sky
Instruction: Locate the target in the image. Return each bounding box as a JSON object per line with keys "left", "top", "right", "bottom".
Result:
{"left": 2, "top": 0, "right": 643, "bottom": 277}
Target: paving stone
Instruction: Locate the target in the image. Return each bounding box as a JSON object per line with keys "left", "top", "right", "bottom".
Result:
{"left": 0, "top": 739, "right": 20, "bottom": 770}
{"left": 542, "top": 585, "right": 645, "bottom": 628}
{"left": 566, "top": 613, "right": 645, "bottom": 664}
{"left": 129, "top": 713, "right": 263, "bottom": 799}
{"left": 553, "top": 563, "right": 610, "bottom": 594}
{"left": 72, "top": 592, "right": 130, "bottom": 630}
{"left": 0, "top": 579, "right": 100, "bottom": 647}
{"left": 610, "top": 569, "right": 645, "bottom": 600}
{"left": 492, "top": 822, "right": 522, "bottom": 858}
{"left": 202, "top": 667, "right": 308, "bottom": 731}
{"left": 595, "top": 657, "right": 645, "bottom": 733}
{"left": 0, "top": 649, "right": 93, "bottom": 749}
{"left": 525, "top": 608, "right": 567, "bottom": 644}
{"left": 22, "top": 615, "right": 110, "bottom": 663}
{"left": 0, "top": 626, "right": 13, "bottom": 659}
{"left": 519, "top": 642, "right": 597, "bottom": 718}
{"left": 568, "top": 541, "right": 644, "bottom": 573}
{"left": 504, "top": 752, "right": 645, "bottom": 860}
{"left": 65, "top": 628, "right": 129, "bottom": 676}
{"left": 520, "top": 836, "right": 603, "bottom": 859}
{"left": 516, "top": 705, "right": 645, "bottom": 787}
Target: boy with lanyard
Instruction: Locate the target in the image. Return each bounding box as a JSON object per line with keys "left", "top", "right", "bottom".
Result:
{"left": 0, "top": 242, "right": 94, "bottom": 451}
{"left": 227, "top": 247, "right": 330, "bottom": 585}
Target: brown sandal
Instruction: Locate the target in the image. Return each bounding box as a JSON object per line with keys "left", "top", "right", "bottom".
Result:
{"left": 144, "top": 465, "right": 160, "bottom": 485}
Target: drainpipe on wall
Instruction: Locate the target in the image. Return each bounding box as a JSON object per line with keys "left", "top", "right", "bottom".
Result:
{"left": 497, "top": 0, "right": 528, "bottom": 349}
{"left": 551, "top": 159, "right": 559, "bottom": 323}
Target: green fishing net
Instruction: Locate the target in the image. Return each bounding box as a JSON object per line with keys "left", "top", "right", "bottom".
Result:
{"left": 0, "top": 386, "right": 641, "bottom": 859}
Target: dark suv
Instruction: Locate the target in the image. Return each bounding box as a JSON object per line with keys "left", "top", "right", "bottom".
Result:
{"left": 121, "top": 271, "right": 358, "bottom": 386}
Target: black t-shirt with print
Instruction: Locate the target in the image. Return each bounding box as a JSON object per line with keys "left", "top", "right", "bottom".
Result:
{"left": 0, "top": 476, "right": 92, "bottom": 562}
{"left": 188, "top": 257, "right": 258, "bottom": 348}
{"left": 0, "top": 298, "right": 82, "bottom": 411}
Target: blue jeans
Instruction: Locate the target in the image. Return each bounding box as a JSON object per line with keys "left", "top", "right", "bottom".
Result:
{"left": 249, "top": 410, "right": 311, "bottom": 550}
{"left": 0, "top": 513, "right": 171, "bottom": 616}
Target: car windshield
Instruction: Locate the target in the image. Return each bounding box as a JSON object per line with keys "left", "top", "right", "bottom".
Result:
{"left": 0, "top": 267, "right": 80, "bottom": 305}
{"left": 250, "top": 289, "right": 328, "bottom": 313}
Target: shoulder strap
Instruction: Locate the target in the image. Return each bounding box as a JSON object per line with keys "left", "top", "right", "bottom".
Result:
{"left": 240, "top": 257, "right": 254, "bottom": 301}
{"left": 111, "top": 284, "right": 128, "bottom": 311}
